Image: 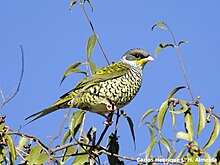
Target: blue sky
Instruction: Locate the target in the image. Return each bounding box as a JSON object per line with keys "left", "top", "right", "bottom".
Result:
{"left": 1, "top": 0, "right": 220, "bottom": 163}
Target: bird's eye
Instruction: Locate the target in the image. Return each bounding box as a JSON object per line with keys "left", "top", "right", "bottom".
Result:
{"left": 133, "top": 53, "right": 141, "bottom": 59}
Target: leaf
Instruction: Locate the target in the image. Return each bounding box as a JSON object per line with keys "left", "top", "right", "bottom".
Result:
{"left": 62, "top": 131, "right": 71, "bottom": 145}
{"left": 84, "top": 0, "right": 94, "bottom": 12}
{"left": 72, "top": 150, "right": 88, "bottom": 165}
{"left": 185, "top": 152, "right": 199, "bottom": 165}
{"left": 69, "top": 0, "right": 77, "bottom": 11}
{"left": 151, "top": 22, "right": 167, "bottom": 31}
{"left": 60, "top": 62, "right": 87, "bottom": 85}
{"left": 178, "top": 40, "right": 189, "bottom": 46}
{"left": 62, "top": 147, "right": 77, "bottom": 164}
{"left": 154, "top": 43, "right": 174, "bottom": 57}
{"left": 69, "top": 110, "right": 86, "bottom": 137}
{"left": 145, "top": 125, "right": 156, "bottom": 159}
{"left": 17, "top": 136, "right": 28, "bottom": 151}
{"left": 184, "top": 110, "right": 194, "bottom": 141}
{"left": 86, "top": 35, "right": 97, "bottom": 62}
{"left": 202, "top": 116, "right": 219, "bottom": 150}
{"left": 203, "top": 152, "right": 211, "bottom": 165}
{"left": 107, "top": 134, "right": 120, "bottom": 165}
{"left": 197, "top": 103, "right": 206, "bottom": 138}
{"left": 89, "top": 61, "right": 96, "bottom": 75}
{"left": 176, "top": 132, "right": 190, "bottom": 141}
{"left": 158, "top": 100, "right": 169, "bottom": 130}
{"left": 141, "top": 109, "right": 155, "bottom": 122}
{"left": 125, "top": 116, "right": 136, "bottom": 149}
{"left": 160, "top": 137, "right": 171, "bottom": 154}
{"left": 28, "top": 145, "right": 42, "bottom": 164}
{"left": 170, "top": 100, "right": 189, "bottom": 114}
{"left": 167, "top": 86, "right": 186, "bottom": 100}
{"left": 170, "top": 104, "right": 176, "bottom": 126}
{"left": 152, "top": 115, "right": 157, "bottom": 125}
{"left": 5, "top": 135, "right": 16, "bottom": 164}
{"left": 35, "top": 153, "right": 49, "bottom": 164}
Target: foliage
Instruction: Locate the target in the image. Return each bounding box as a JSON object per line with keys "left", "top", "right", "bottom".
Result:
{"left": 0, "top": 2, "right": 220, "bottom": 165}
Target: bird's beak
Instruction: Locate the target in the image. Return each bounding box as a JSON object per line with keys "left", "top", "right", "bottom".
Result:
{"left": 136, "top": 56, "right": 154, "bottom": 66}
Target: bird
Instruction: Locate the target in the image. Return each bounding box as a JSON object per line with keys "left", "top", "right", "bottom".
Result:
{"left": 26, "top": 48, "right": 154, "bottom": 123}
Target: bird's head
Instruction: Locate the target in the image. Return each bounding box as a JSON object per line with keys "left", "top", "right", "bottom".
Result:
{"left": 120, "top": 48, "right": 154, "bottom": 69}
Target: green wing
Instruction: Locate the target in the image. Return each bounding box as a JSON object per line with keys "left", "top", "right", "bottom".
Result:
{"left": 60, "top": 62, "right": 130, "bottom": 98}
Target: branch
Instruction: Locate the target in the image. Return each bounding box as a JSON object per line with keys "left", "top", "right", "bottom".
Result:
{"left": 0, "top": 45, "right": 24, "bottom": 109}
{"left": 79, "top": 0, "right": 110, "bottom": 65}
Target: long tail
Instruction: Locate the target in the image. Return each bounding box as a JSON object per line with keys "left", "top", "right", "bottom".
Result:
{"left": 25, "top": 96, "right": 72, "bottom": 124}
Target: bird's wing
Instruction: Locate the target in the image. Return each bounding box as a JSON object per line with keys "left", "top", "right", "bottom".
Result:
{"left": 60, "top": 62, "right": 130, "bottom": 98}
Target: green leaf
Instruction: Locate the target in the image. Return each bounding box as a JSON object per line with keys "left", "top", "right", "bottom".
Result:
{"left": 86, "top": 35, "right": 97, "bottom": 62}
{"left": 69, "top": 0, "right": 77, "bottom": 11}
{"left": 202, "top": 116, "right": 219, "bottom": 150}
{"left": 60, "top": 62, "right": 87, "bottom": 85}
{"left": 5, "top": 135, "right": 16, "bottom": 164}
{"left": 69, "top": 110, "right": 86, "bottom": 137}
{"left": 184, "top": 110, "right": 194, "bottom": 141}
{"left": 167, "top": 86, "right": 186, "bottom": 100}
{"left": 28, "top": 145, "right": 42, "bottom": 164}
{"left": 62, "top": 130, "right": 71, "bottom": 145}
{"left": 203, "top": 152, "right": 211, "bottom": 165}
{"left": 72, "top": 150, "right": 88, "bottom": 165}
{"left": 141, "top": 109, "right": 155, "bottom": 122}
{"left": 61, "top": 147, "right": 77, "bottom": 164}
{"left": 176, "top": 148, "right": 187, "bottom": 159}
{"left": 151, "top": 22, "right": 167, "bottom": 31}
{"left": 89, "top": 61, "right": 96, "bottom": 75}
{"left": 170, "top": 100, "right": 189, "bottom": 114}
{"left": 154, "top": 43, "right": 174, "bottom": 57}
{"left": 125, "top": 116, "right": 136, "bottom": 149}
{"left": 0, "top": 148, "right": 7, "bottom": 163}
{"left": 160, "top": 137, "right": 171, "bottom": 154}
{"left": 158, "top": 100, "right": 169, "bottom": 130}
{"left": 176, "top": 132, "right": 190, "bottom": 141}
{"left": 178, "top": 40, "right": 189, "bottom": 46}
{"left": 170, "top": 104, "right": 176, "bottom": 126}
{"left": 185, "top": 152, "right": 199, "bottom": 165}
{"left": 197, "top": 103, "right": 206, "bottom": 138}
{"left": 107, "top": 134, "right": 120, "bottom": 165}
{"left": 152, "top": 114, "right": 157, "bottom": 125}
{"left": 35, "top": 153, "right": 49, "bottom": 164}
{"left": 17, "top": 136, "right": 28, "bottom": 151}
{"left": 145, "top": 125, "right": 156, "bottom": 159}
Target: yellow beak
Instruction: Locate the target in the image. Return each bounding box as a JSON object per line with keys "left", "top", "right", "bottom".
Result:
{"left": 136, "top": 56, "right": 154, "bottom": 66}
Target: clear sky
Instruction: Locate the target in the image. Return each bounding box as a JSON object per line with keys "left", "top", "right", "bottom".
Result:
{"left": 1, "top": 0, "right": 220, "bottom": 164}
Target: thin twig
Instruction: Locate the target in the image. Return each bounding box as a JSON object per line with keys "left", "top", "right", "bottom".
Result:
{"left": 79, "top": 0, "right": 110, "bottom": 65}
{"left": 0, "top": 45, "right": 25, "bottom": 109}
{"left": 164, "top": 23, "right": 194, "bottom": 102}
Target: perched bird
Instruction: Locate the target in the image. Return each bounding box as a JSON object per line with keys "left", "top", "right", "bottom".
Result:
{"left": 26, "top": 48, "right": 154, "bottom": 123}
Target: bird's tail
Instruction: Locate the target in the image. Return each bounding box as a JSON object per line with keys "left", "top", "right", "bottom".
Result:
{"left": 25, "top": 96, "right": 72, "bottom": 124}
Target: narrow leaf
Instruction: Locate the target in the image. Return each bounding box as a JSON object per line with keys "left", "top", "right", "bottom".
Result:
{"left": 126, "top": 116, "right": 136, "bottom": 149}
{"left": 176, "top": 132, "right": 190, "bottom": 141}
{"left": 202, "top": 116, "right": 219, "bottom": 150}
{"left": 17, "top": 136, "right": 28, "bottom": 150}
{"left": 107, "top": 134, "right": 120, "bottom": 165}
{"left": 152, "top": 115, "right": 157, "bottom": 125}
{"left": 69, "top": 110, "right": 86, "bottom": 137}
{"left": 170, "top": 100, "right": 189, "bottom": 114}
{"left": 184, "top": 110, "right": 194, "bottom": 141}
{"left": 72, "top": 150, "right": 88, "bottom": 165}
{"left": 89, "top": 61, "right": 96, "bottom": 75}
{"left": 5, "top": 135, "right": 16, "bottom": 164}
{"left": 62, "top": 130, "right": 71, "bottom": 145}
{"left": 86, "top": 35, "right": 97, "bottom": 62}
{"left": 145, "top": 125, "right": 156, "bottom": 159}
{"left": 60, "top": 62, "right": 87, "bottom": 85}
{"left": 178, "top": 40, "right": 189, "bottom": 46}
{"left": 155, "top": 43, "right": 174, "bottom": 57}
{"left": 160, "top": 137, "right": 171, "bottom": 153}
{"left": 185, "top": 153, "right": 199, "bottom": 165}
{"left": 167, "top": 86, "right": 186, "bottom": 100}
{"left": 69, "top": 0, "right": 77, "bottom": 11}
{"left": 85, "top": 0, "right": 94, "bottom": 12}
{"left": 197, "top": 103, "right": 206, "bottom": 138}
{"left": 170, "top": 104, "right": 176, "bottom": 126}
{"left": 158, "top": 100, "right": 169, "bottom": 130}
{"left": 151, "top": 22, "right": 167, "bottom": 31}
{"left": 141, "top": 109, "right": 155, "bottom": 122}
{"left": 203, "top": 152, "right": 211, "bottom": 165}
{"left": 62, "top": 147, "right": 77, "bottom": 164}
